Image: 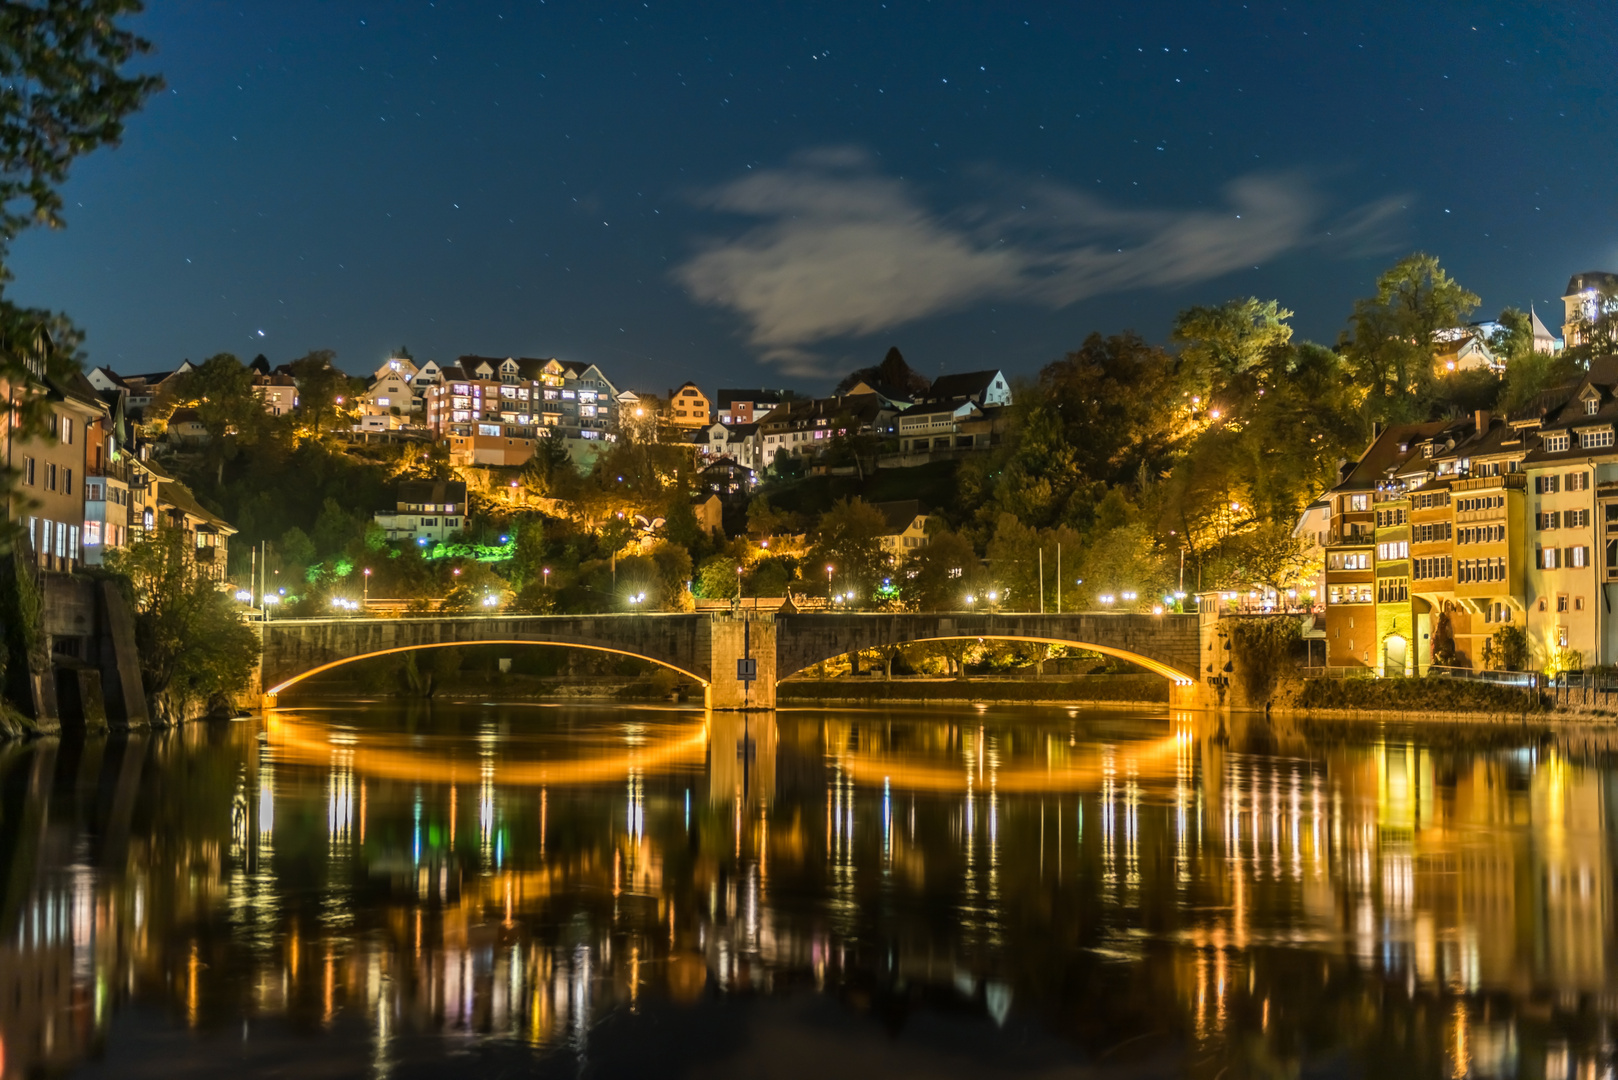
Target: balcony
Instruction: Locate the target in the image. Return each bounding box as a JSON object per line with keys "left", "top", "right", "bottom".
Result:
{"left": 1327, "top": 525, "right": 1375, "bottom": 546}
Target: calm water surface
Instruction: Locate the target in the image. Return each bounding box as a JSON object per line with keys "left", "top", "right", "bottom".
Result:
{"left": 1, "top": 702, "right": 1614, "bottom": 1078}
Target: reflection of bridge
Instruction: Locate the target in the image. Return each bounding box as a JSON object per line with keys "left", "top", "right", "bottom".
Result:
{"left": 258, "top": 611, "right": 1204, "bottom": 709}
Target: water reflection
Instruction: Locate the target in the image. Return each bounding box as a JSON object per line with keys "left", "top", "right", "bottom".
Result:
{"left": 3, "top": 705, "right": 1618, "bottom": 1077}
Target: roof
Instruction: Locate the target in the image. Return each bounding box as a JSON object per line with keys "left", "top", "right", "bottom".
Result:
{"left": 758, "top": 392, "right": 896, "bottom": 428}
{"left": 168, "top": 407, "right": 203, "bottom": 425}
{"left": 899, "top": 397, "right": 981, "bottom": 421}
{"left": 870, "top": 499, "right": 930, "bottom": 535}
{"left": 1565, "top": 271, "right": 1618, "bottom": 297}
{"left": 925, "top": 370, "right": 1002, "bottom": 400}
{"left": 1530, "top": 304, "right": 1558, "bottom": 340}
{"left": 1335, "top": 421, "right": 1448, "bottom": 490}
{"left": 396, "top": 479, "right": 467, "bottom": 506}
{"left": 715, "top": 388, "right": 790, "bottom": 408}
{"left": 157, "top": 481, "right": 236, "bottom": 534}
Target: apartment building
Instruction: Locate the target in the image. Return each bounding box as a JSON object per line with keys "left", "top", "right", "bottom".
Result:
{"left": 667, "top": 382, "right": 711, "bottom": 429}
{"left": 373, "top": 480, "right": 467, "bottom": 543}
{"left": 81, "top": 407, "right": 132, "bottom": 566}
{"left": 1321, "top": 422, "right": 1442, "bottom": 671}
{"left": 756, "top": 393, "right": 900, "bottom": 467}
{"left": 715, "top": 389, "right": 788, "bottom": 426}
{"left": 1562, "top": 271, "right": 1618, "bottom": 348}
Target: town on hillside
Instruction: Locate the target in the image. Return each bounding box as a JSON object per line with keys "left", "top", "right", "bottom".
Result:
{"left": 13, "top": 261, "right": 1618, "bottom": 684}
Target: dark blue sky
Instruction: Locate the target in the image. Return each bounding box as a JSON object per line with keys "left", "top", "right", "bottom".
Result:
{"left": 9, "top": 1, "right": 1616, "bottom": 390}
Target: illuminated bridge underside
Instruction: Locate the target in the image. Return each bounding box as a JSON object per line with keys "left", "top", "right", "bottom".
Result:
{"left": 773, "top": 612, "right": 1198, "bottom": 685}
{"left": 258, "top": 611, "right": 1201, "bottom": 705}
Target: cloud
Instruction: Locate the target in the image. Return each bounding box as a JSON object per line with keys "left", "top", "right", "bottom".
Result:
{"left": 673, "top": 149, "right": 1406, "bottom": 372}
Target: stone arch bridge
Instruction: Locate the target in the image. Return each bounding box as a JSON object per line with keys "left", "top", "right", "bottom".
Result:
{"left": 257, "top": 610, "right": 1206, "bottom": 710}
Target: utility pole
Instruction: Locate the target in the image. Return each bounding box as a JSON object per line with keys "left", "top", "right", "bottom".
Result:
{"left": 1038, "top": 548, "right": 1044, "bottom": 614}
{"left": 1056, "top": 543, "right": 1061, "bottom": 615}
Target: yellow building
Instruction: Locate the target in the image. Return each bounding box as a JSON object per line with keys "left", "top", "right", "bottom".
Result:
{"left": 666, "top": 382, "right": 711, "bottom": 429}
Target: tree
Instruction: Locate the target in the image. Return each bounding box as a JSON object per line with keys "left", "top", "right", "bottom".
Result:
{"left": 0, "top": 2, "right": 162, "bottom": 254}
{"left": 520, "top": 433, "right": 575, "bottom": 498}
{"left": 0, "top": 3, "right": 161, "bottom": 532}
{"left": 900, "top": 531, "right": 981, "bottom": 611}
{"left": 107, "top": 528, "right": 260, "bottom": 721}
{"left": 1343, "top": 253, "right": 1479, "bottom": 421}
{"left": 168, "top": 353, "right": 278, "bottom": 483}
{"left": 289, "top": 350, "right": 357, "bottom": 435}
{"left": 807, "top": 498, "right": 888, "bottom": 603}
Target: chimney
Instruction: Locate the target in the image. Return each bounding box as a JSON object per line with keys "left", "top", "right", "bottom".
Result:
{"left": 1474, "top": 409, "right": 1491, "bottom": 431}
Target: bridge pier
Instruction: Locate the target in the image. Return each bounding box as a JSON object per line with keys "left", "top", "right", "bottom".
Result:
{"left": 706, "top": 612, "right": 776, "bottom": 711}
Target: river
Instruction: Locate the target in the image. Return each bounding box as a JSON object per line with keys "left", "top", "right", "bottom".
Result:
{"left": 0, "top": 701, "right": 1611, "bottom": 1078}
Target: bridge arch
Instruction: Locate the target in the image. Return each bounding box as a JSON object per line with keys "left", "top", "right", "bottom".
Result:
{"left": 772, "top": 613, "right": 1199, "bottom": 688}
{"left": 777, "top": 633, "right": 1194, "bottom": 686}
{"left": 264, "top": 639, "right": 710, "bottom": 698}
{"left": 258, "top": 614, "right": 718, "bottom": 702}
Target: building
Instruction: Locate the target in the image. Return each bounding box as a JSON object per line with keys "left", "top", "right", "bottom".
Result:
{"left": 373, "top": 480, "right": 468, "bottom": 544}
{"left": 715, "top": 389, "right": 789, "bottom": 426}
{"left": 251, "top": 371, "right": 298, "bottom": 417}
{"left": 1563, "top": 271, "right": 1618, "bottom": 348}
{"left": 699, "top": 457, "right": 756, "bottom": 503}
{"left": 154, "top": 480, "right": 236, "bottom": 581}
{"left": 756, "top": 393, "right": 901, "bottom": 468}
{"left": 85, "top": 361, "right": 193, "bottom": 419}
{"left": 81, "top": 404, "right": 132, "bottom": 566}
{"left": 7, "top": 373, "right": 107, "bottom": 573}
{"left": 894, "top": 399, "right": 1011, "bottom": 455}
{"left": 920, "top": 369, "right": 1013, "bottom": 408}
{"left": 666, "top": 382, "right": 711, "bottom": 429}
{"left": 163, "top": 407, "right": 209, "bottom": 443}
{"left": 358, "top": 365, "right": 416, "bottom": 420}
{"left": 1433, "top": 330, "right": 1500, "bottom": 375}
{"left": 1531, "top": 305, "right": 1563, "bottom": 355}
{"left": 873, "top": 499, "right": 932, "bottom": 555}
{"left": 1320, "top": 421, "right": 1443, "bottom": 673}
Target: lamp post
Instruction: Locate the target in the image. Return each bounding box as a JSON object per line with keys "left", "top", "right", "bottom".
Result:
{"left": 826, "top": 563, "right": 834, "bottom": 600}
{"left": 263, "top": 594, "right": 280, "bottom": 623}
{"left": 363, "top": 567, "right": 371, "bottom": 610}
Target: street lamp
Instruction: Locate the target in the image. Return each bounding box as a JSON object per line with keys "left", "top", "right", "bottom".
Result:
{"left": 543, "top": 567, "right": 551, "bottom": 589}
{"left": 363, "top": 567, "right": 371, "bottom": 609}
{"left": 736, "top": 564, "right": 744, "bottom": 601}
{"left": 234, "top": 589, "right": 252, "bottom": 603}
{"left": 262, "top": 594, "right": 280, "bottom": 622}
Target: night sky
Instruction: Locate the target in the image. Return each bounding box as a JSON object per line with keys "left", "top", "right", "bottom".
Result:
{"left": 9, "top": 1, "right": 1617, "bottom": 389}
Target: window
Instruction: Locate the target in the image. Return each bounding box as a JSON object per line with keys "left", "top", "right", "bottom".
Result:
{"left": 1376, "top": 541, "right": 1408, "bottom": 560}
{"left": 61, "top": 417, "right": 72, "bottom": 444}
{"left": 1568, "top": 472, "right": 1591, "bottom": 491}
{"left": 63, "top": 468, "right": 71, "bottom": 496}
{"left": 1570, "top": 545, "right": 1590, "bottom": 568}
{"left": 1412, "top": 556, "right": 1452, "bottom": 580}
{"left": 1538, "top": 511, "right": 1562, "bottom": 530}
{"left": 1558, "top": 594, "right": 1569, "bottom": 612}
{"left": 1376, "top": 578, "right": 1409, "bottom": 604}
{"left": 1583, "top": 429, "right": 1615, "bottom": 449}
{"left": 22, "top": 456, "right": 33, "bottom": 486}
{"left": 45, "top": 463, "right": 55, "bottom": 491}
{"left": 1567, "top": 509, "right": 1591, "bottom": 528}
{"left": 1576, "top": 596, "right": 1586, "bottom": 611}
{"left": 1588, "top": 399, "right": 1602, "bottom": 416}
{"left": 1559, "top": 626, "right": 1570, "bottom": 648}
{"left": 1538, "top": 546, "right": 1562, "bottom": 569}
{"left": 1538, "top": 598, "right": 1547, "bottom": 612}
{"left": 83, "top": 520, "right": 101, "bottom": 546}
{"left": 1348, "top": 494, "right": 1369, "bottom": 512}
{"left": 1544, "top": 434, "right": 1570, "bottom": 453}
